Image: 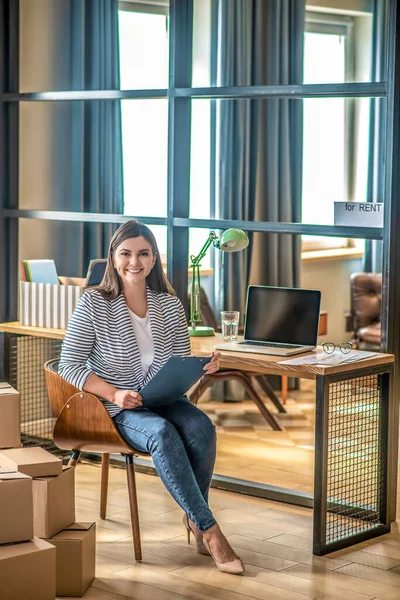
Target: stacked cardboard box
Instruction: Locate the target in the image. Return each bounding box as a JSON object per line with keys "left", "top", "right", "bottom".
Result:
{"left": 0, "top": 462, "right": 56, "bottom": 600}
{"left": 0, "top": 398, "right": 96, "bottom": 597}
{"left": 48, "top": 522, "right": 96, "bottom": 597}
{"left": 0, "top": 383, "right": 21, "bottom": 449}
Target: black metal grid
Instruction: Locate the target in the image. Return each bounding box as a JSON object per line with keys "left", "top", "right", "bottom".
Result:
{"left": 326, "top": 374, "right": 384, "bottom": 544}
{"left": 7, "top": 334, "right": 62, "bottom": 441}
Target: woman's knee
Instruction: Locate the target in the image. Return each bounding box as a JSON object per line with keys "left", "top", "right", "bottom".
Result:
{"left": 150, "top": 419, "right": 179, "bottom": 451}
{"left": 191, "top": 410, "right": 216, "bottom": 447}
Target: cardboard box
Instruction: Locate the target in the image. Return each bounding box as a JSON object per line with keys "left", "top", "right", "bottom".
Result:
{"left": 0, "top": 446, "right": 62, "bottom": 477}
{"left": 0, "top": 383, "right": 20, "bottom": 449}
{"left": 0, "top": 537, "right": 56, "bottom": 600}
{"left": 48, "top": 523, "right": 96, "bottom": 597}
{"left": 33, "top": 465, "right": 75, "bottom": 538}
{"left": 0, "top": 467, "right": 33, "bottom": 544}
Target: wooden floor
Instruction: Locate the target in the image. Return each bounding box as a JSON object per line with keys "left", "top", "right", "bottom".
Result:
{"left": 63, "top": 460, "right": 400, "bottom": 600}
{"left": 200, "top": 379, "right": 316, "bottom": 492}
{"left": 140, "top": 379, "right": 317, "bottom": 492}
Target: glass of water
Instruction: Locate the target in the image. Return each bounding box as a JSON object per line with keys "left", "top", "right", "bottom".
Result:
{"left": 220, "top": 311, "right": 240, "bottom": 341}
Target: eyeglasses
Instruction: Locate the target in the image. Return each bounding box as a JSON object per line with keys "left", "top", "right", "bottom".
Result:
{"left": 322, "top": 342, "right": 353, "bottom": 354}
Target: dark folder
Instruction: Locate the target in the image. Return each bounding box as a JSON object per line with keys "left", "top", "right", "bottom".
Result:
{"left": 140, "top": 356, "right": 211, "bottom": 407}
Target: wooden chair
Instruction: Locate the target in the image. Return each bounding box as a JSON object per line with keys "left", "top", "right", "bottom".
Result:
{"left": 44, "top": 359, "right": 146, "bottom": 562}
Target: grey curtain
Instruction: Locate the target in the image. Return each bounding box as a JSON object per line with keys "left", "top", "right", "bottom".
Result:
{"left": 50, "top": 0, "right": 123, "bottom": 276}
{"left": 216, "top": 0, "right": 305, "bottom": 316}
{"left": 364, "top": 0, "right": 386, "bottom": 273}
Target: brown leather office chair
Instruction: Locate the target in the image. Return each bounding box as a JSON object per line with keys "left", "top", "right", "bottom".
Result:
{"left": 44, "top": 359, "right": 145, "bottom": 562}
{"left": 348, "top": 273, "right": 381, "bottom": 350}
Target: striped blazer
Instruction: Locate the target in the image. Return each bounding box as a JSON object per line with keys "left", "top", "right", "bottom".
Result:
{"left": 58, "top": 286, "right": 191, "bottom": 417}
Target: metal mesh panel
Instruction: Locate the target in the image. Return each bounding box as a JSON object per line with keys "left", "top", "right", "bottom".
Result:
{"left": 326, "top": 374, "right": 383, "bottom": 544}
{"left": 8, "top": 335, "right": 62, "bottom": 441}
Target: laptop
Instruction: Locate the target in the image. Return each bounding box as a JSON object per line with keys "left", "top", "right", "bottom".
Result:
{"left": 215, "top": 285, "right": 321, "bottom": 357}
{"left": 84, "top": 259, "right": 107, "bottom": 288}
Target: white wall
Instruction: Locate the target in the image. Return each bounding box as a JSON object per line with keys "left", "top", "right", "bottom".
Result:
{"left": 301, "top": 256, "right": 363, "bottom": 345}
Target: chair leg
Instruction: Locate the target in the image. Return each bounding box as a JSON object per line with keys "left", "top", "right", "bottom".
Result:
{"left": 68, "top": 450, "right": 81, "bottom": 467}
{"left": 253, "top": 375, "right": 287, "bottom": 413}
{"left": 281, "top": 376, "right": 288, "bottom": 405}
{"left": 125, "top": 454, "right": 142, "bottom": 562}
{"left": 100, "top": 453, "right": 110, "bottom": 520}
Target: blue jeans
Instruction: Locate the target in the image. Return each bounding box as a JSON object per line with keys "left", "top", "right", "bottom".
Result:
{"left": 113, "top": 397, "right": 217, "bottom": 532}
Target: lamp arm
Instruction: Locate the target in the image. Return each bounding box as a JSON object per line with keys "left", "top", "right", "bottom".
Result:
{"left": 190, "top": 231, "right": 218, "bottom": 267}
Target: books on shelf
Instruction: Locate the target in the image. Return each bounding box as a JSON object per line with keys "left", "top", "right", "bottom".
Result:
{"left": 20, "top": 260, "right": 59, "bottom": 285}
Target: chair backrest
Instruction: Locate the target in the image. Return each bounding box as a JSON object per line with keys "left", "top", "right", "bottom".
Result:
{"left": 44, "top": 359, "right": 137, "bottom": 455}
{"left": 53, "top": 391, "right": 134, "bottom": 453}
{"left": 350, "top": 272, "right": 382, "bottom": 331}
{"left": 44, "top": 359, "right": 80, "bottom": 418}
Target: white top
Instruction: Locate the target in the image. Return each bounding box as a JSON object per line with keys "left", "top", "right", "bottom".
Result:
{"left": 128, "top": 309, "right": 155, "bottom": 378}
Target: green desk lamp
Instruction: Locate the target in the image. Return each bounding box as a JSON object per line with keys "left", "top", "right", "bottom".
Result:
{"left": 189, "top": 229, "right": 249, "bottom": 336}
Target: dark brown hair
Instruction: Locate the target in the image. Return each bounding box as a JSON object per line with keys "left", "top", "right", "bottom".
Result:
{"left": 97, "top": 220, "right": 175, "bottom": 300}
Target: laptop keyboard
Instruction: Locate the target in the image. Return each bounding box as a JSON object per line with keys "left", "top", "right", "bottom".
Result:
{"left": 239, "top": 341, "right": 301, "bottom": 349}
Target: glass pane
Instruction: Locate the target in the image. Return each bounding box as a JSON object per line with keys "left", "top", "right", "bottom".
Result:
{"left": 192, "top": 0, "right": 385, "bottom": 86}
{"left": 19, "top": 101, "right": 85, "bottom": 210}
{"left": 118, "top": 8, "right": 169, "bottom": 90}
{"left": 19, "top": 0, "right": 76, "bottom": 92}
{"left": 304, "top": 31, "right": 346, "bottom": 84}
{"left": 192, "top": 0, "right": 212, "bottom": 87}
{"left": 18, "top": 98, "right": 168, "bottom": 214}
{"left": 18, "top": 100, "right": 129, "bottom": 214}
{"left": 122, "top": 99, "right": 168, "bottom": 218}
{"left": 302, "top": 97, "right": 371, "bottom": 226}
{"left": 205, "top": 97, "right": 373, "bottom": 239}
{"left": 190, "top": 100, "right": 212, "bottom": 218}
{"left": 148, "top": 225, "right": 167, "bottom": 266}
{"left": 18, "top": 1, "right": 169, "bottom": 93}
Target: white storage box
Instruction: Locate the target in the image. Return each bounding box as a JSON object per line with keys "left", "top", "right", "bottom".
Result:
{"left": 20, "top": 281, "right": 84, "bottom": 329}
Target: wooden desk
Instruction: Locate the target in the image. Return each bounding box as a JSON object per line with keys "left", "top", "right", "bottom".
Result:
{"left": 192, "top": 334, "right": 396, "bottom": 555}
{"left": 0, "top": 322, "right": 397, "bottom": 557}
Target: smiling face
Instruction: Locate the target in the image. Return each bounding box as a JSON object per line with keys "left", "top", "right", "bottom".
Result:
{"left": 112, "top": 236, "right": 156, "bottom": 289}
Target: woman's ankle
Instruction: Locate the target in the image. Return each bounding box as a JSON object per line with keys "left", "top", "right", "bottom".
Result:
{"left": 202, "top": 523, "right": 220, "bottom": 541}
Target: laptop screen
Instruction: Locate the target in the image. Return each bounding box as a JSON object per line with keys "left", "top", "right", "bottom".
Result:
{"left": 244, "top": 286, "right": 321, "bottom": 346}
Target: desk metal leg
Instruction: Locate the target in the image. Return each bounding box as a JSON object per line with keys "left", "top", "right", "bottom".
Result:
{"left": 313, "top": 363, "right": 394, "bottom": 555}
{"left": 253, "top": 375, "right": 287, "bottom": 414}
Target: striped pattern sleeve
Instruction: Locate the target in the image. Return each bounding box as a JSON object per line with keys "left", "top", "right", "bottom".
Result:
{"left": 58, "top": 292, "right": 96, "bottom": 390}
{"left": 172, "top": 296, "right": 191, "bottom": 357}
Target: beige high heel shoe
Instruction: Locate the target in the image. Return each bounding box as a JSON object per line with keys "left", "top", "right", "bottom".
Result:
{"left": 183, "top": 514, "right": 210, "bottom": 556}
{"left": 202, "top": 537, "right": 245, "bottom": 575}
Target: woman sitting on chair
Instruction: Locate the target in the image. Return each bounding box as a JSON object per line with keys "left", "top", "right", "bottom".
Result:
{"left": 58, "top": 219, "right": 244, "bottom": 575}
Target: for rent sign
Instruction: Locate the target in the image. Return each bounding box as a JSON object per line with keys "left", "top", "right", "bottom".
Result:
{"left": 334, "top": 202, "right": 384, "bottom": 227}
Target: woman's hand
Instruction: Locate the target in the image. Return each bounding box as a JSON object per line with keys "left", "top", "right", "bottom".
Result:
{"left": 112, "top": 390, "right": 143, "bottom": 409}
{"left": 203, "top": 351, "right": 221, "bottom": 374}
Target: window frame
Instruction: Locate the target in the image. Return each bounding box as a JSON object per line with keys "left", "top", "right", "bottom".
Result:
{"left": 1, "top": 0, "right": 389, "bottom": 317}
